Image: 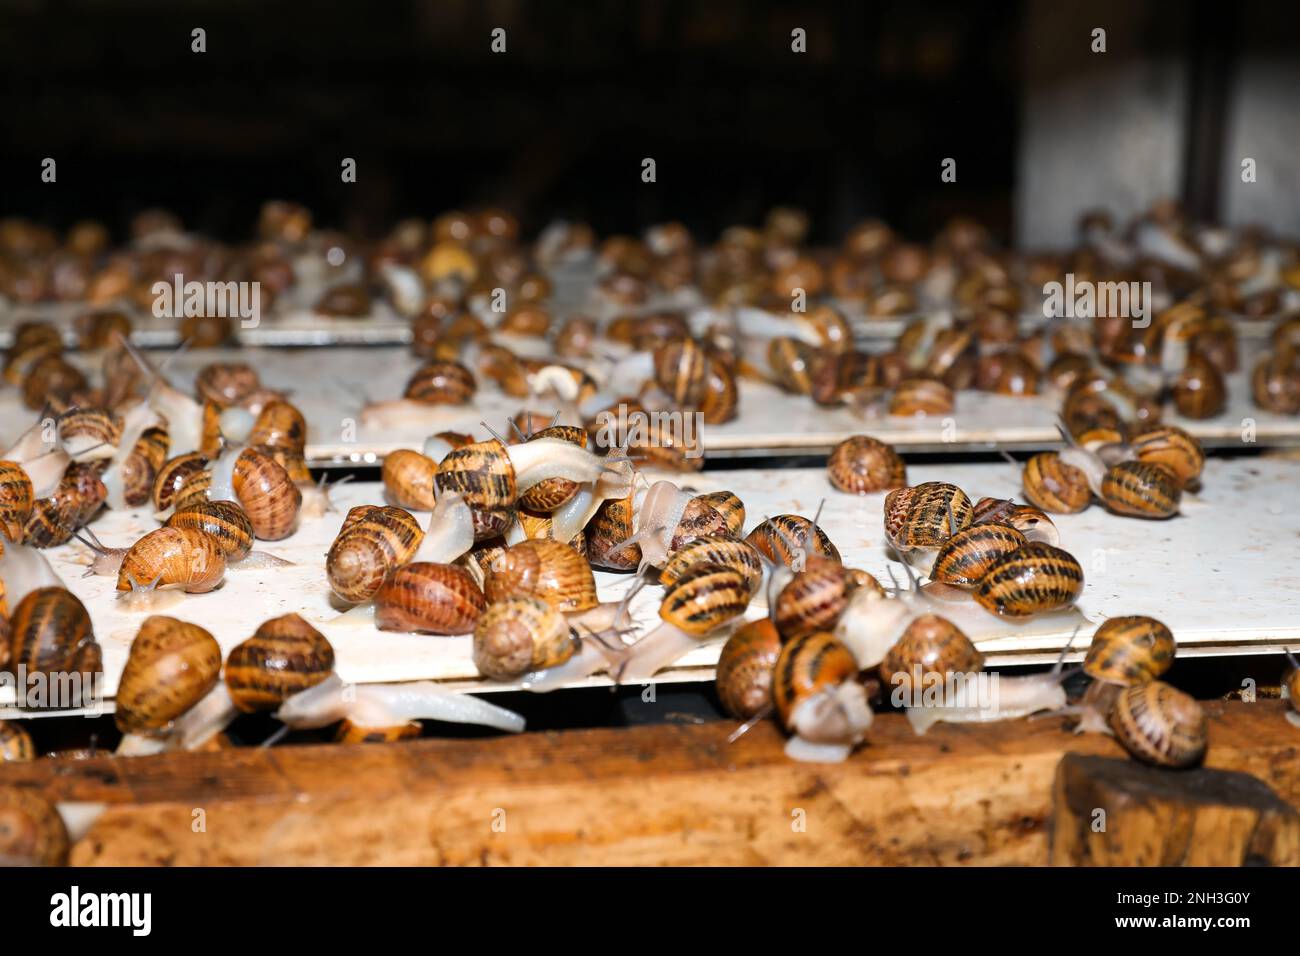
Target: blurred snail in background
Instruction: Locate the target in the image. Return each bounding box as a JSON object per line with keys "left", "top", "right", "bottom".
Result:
{"left": 0, "top": 786, "right": 69, "bottom": 866}
{"left": 827, "top": 435, "right": 907, "bottom": 495}
{"left": 0, "top": 721, "right": 35, "bottom": 761}
{"left": 773, "top": 631, "right": 872, "bottom": 763}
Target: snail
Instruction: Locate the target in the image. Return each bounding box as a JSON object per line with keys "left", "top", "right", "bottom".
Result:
{"left": 0, "top": 786, "right": 69, "bottom": 866}
{"left": 115, "top": 526, "right": 226, "bottom": 608}
{"left": 119, "top": 425, "right": 170, "bottom": 507}
{"left": 23, "top": 462, "right": 106, "bottom": 548}
{"left": 55, "top": 406, "right": 120, "bottom": 462}
{"left": 226, "top": 613, "right": 336, "bottom": 712}
{"left": 888, "top": 378, "right": 955, "bottom": 417}
{"left": 883, "top": 481, "right": 973, "bottom": 558}
{"left": 381, "top": 448, "right": 439, "bottom": 511}
{"left": 165, "top": 499, "right": 255, "bottom": 562}
{"left": 827, "top": 435, "right": 907, "bottom": 495}
{"left": 372, "top": 562, "right": 486, "bottom": 634}
{"left": 972, "top": 541, "right": 1084, "bottom": 618}
{"left": 1108, "top": 680, "right": 1207, "bottom": 769}
{"left": 210, "top": 445, "right": 303, "bottom": 540}
{"left": 659, "top": 536, "right": 765, "bottom": 599}
{"left": 7, "top": 587, "right": 102, "bottom": 706}
{"left": 746, "top": 514, "right": 840, "bottom": 568}
{"left": 1172, "top": 347, "right": 1226, "bottom": 419}
{"left": 151, "top": 452, "right": 207, "bottom": 512}
{"left": 114, "top": 616, "right": 223, "bottom": 740}
{"left": 358, "top": 360, "right": 477, "bottom": 427}
{"left": 472, "top": 596, "right": 574, "bottom": 681}
{"left": 879, "top": 613, "right": 983, "bottom": 703}
{"left": 970, "top": 497, "right": 1059, "bottom": 545}
{"left": 1099, "top": 460, "right": 1182, "bottom": 519}
{"left": 773, "top": 554, "right": 851, "bottom": 641}
{"left": 715, "top": 618, "right": 781, "bottom": 720}
{"left": 1127, "top": 424, "right": 1204, "bottom": 490}
{"left": 1021, "top": 451, "right": 1091, "bottom": 514}
{"left": 0, "top": 721, "right": 34, "bottom": 761}
{"left": 772, "top": 631, "right": 873, "bottom": 763}
{"left": 607, "top": 480, "right": 729, "bottom": 575}
{"left": 696, "top": 490, "right": 745, "bottom": 536}
{"left": 1071, "top": 615, "right": 1176, "bottom": 734}
{"left": 325, "top": 505, "right": 423, "bottom": 604}
{"left": 929, "top": 523, "right": 1028, "bottom": 589}
{"left": 616, "top": 563, "right": 750, "bottom": 683}
{"left": 482, "top": 538, "right": 609, "bottom": 621}
{"left": 0, "top": 461, "right": 35, "bottom": 541}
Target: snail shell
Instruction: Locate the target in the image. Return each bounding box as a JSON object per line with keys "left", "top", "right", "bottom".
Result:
{"left": 700, "top": 358, "right": 739, "bottom": 424}
{"left": 115, "top": 616, "right": 222, "bottom": 734}
{"left": 374, "top": 562, "right": 486, "bottom": 634}
{"left": 1100, "top": 461, "right": 1181, "bottom": 519}
{"left": 335, "top": 720, "right": 422, "bottom": 744}
{"left": 0, "top": 461, "right": 34, "bottom": 542}
{"left": 9, "top": 586, "right": 102, "bottom": 680}
{"left": 0, "top": 786, "right": 69, "bottom": 866}
{"left": 121, "top": 425, "right": 170, "bottom": 506}
{"left": 774, "top": 555, "right": 850, "bottom": 641}
{"left": 248, "top": 400, "right": 308, "bottom": 455}
{"left": 195, "top": 362, "right": 259, "bottom": 406}
{"left": 382, "top": 449, "right": 439, "bottom": 511}
{"left": 767, "top": 337, "right": 815, "bottom": 395}
{"left": 117, "top": 526, "right": 226, "bottom": 594}
{"left": 658, "top": 563, "right": 750, "bottom": 636}
{"left": 233, "top": 447, "right": 302, "bottom": 540}
{"left": 484, "top": 538, "right": 598, "bottom": 613}
{"left": 253, "top": 443, "right": 311, "bottom": 486}
{"left": 435, "top": 439, "right": 517, "bottom": 540}
{"left": 56, "top": 406, "right": 120, "bottom": 455}
{"left": 930, "top": 523, "right": 1028, "bottom": 588}
{"left": 151, "top": 452, "right": 207, "bottom": 512}
{"left": 889, "top": 378, "right": 954, "bottom": 417}
{"left": 660, "top": 536, "right": 764, "bottom": 595}
{"left": 1108, "top": 681, "right": 1207, "bottom": 768}
{"left": 654, "top": 337, "right": 709, "bottom": 406}
{"left": 1172, "top": 348, "right": 1226, "bottom": 420}
{"left": 879, "top": 613, "right": 982, "bottom": 695}
{"left": 772, "top": 631, "right": 859, "bottom": 730}
{"left": 405, "top": 360, "right": 476, "bottom": 404}
{"left": 586, "top": 489, "right": 641, "bottom": 571}
{"left": 827, "top": 435, "right": 907, "bottom": 494}
{"left": 973, "top": 542, "right": 1084, "bottom": 618}
{"left": 883, "top": 482, "right": 973, "bottom": 551}
{"left": 225, "top": 613, "right": 336, "bottom": 712}
{"left": 695, "top": 491, "right": 745, "bottom": 536}
{"left": 1022, "top": 452, "right": 1091, "bottom": 514}
{"left": 746, "top": 514, "right": 841, "bottom": 566}
{"left": 326, "top": 505, "right": 423, "bottom": 603}
{"left": 1084, "top": 615, "right": 1175, "bottom": 685}
{"left": 472, "top": 596, "right": 574, "bottom": 681}
{"left": 0, "top": 721, "right": 35, "bottom": 761}
{"left": 22, "top": 355, "right": 87, "bottom": 410}
{"left": 715, "top": 618, "right": 781, "bottom": 719}
{"left": 1128, "top": 425, "right": 1204, "bottom": 489}
{"left": 1252, "top": 351, "right": 1300, "bottom": 414}
{"left": 166, "top": 499, "right": 255, "bottom": 561}
{"left": 517, "top": 425, "right": 587, "bottom": 512}
{"left": 23, "top": 463, "right": 106, "bottom": 548}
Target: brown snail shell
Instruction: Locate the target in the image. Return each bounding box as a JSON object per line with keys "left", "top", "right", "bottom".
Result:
{"left": 973, "top": 542, "right": 1083, "bottom": 618}
{"left": 767, "top": 337, "right": 815, "bottom": 395}
{"left": 0, "top": 461, "right": 34, "bottom": 542}
{"left": 435, "top": 439, "right": 517, "bottom": 540}
{"left": 746, "top": 515, "right": 841, "bottom": 566}
{"left": 1108, "top": 681, "right": 1207, "bottom": 769}
{"left": 0, "top": 786, "right": 69, "bottom": 866}
{"left": 654, "top": 337, "right": 709, "bottom": 406}
{"left": 1100, "top": 461, "right": 1181, "bottom": 519}
{"left": 483, "top": 538, "right": 598, "bottom": 613}
{"left": 1251, "top": 351, "right": 1300, "bottom": 414}
{"left": 225, "top": 613, "right": 336, "bottom": 713}
{"left": 883, "top": 481, "right": 973, "bottom": 551}
{"left": 1084, "top": 615, "right": 1176, "bottom": 685}
{"left": 196, "top": 362, "right": 259, "bottom": 407}
{"left": 660, "top": 536, "right": 764, "bottom": 596}
{"left": 1128, "top": 425, "right": 1204, "bottom": 489}
{"left": 772, "top": 631, "right": 859, "bottom": 730}
{"left": 586, "top": 490, "right": 641, "bottom": 571}
{"left": 374, "top": 562, "right": 486, "bottom": 634}
{"left": 326, "top": 505, "right": 423, "bottom": 603}
{"left": 658, "top": 563, "right": 749, "bottom": 636}
{"left": 696, "top": 490, "right": 745, "bottom": 536}
{"left": 56, "top": 406, "right": 120, "bottom": 451}
{"left": 121, "top": 425, "right": 170, "bottom": 507}
{"left": 879, "top": 614, "right": 982, "bottom": 694}
{"left": 930, "top": 523, "right": 1028, "bottom": 588}
{"left": 1022, "top": 451, "right": 1091, "bottom": 514}
{"left": 405, "top": 361, "right": 476, "bottom": 405}
{"left": 166, "top": 499, "right": 255, "bottom": 561}
{"left": 23, "top": 463, "right": 106, "bottom": 548}
{"left": 8, "top": 587, "right": 102, "bottom": 683}
{"left": 889, "top": 378, "right": 954, "bottom": 417}
{"left": 715, "top": 618, "right": 781, "bottom": 720}
{"left": 115, "top": 616, "right": 222, "bottom": 734}
{"left": 1172, "top": 348, "right": 1226, "bottom": 420}
{"left": 117, "top": 526, "right": 226, "bottom": 594}
{"left": 22, "top": 355, "right": 87, "bottom": 410}
{"left": 0, "top": 721, "right": 35, "bottom": 762}
{"left": 517, "top": 425, "right": 587, "bottom": 512}
{"left": 700, "top": 358, "right": 739, "bottom": 424}
{"left": 827, "top": 435, "right": 907, "bottom": 494}
{"left": 472, "top": 596, "right": 574, "bottom": 681}
{"left": 151, "top": 452, "right": 207, "bottom": 512}
{"left": 248, "top": 400, "right": 308, "bottom": 455}
{"left": 232, "top": 447, "right": 302, "bottom": 540}
{"left": 774, "top": 555, "right": 850, "bottom": 641}
{"left": 382, "top": 449, "right": 439, "bottom": 511}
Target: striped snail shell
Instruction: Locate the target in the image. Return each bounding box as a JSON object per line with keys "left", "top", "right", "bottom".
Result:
{"left": 56, "top": 406, "right": 120, "bottom": 458}
{"left": 515, "top": 508, "right": 587, "bottom": 555}
{"left": 22, "top": 355, "right": 88, "bottom": 411}
{"left": 0, "top": 786, "right": 69, "bottom": 866}
{"left": 405, "top": 360, "right": 476, "bottom": 404}
{"left": 696, "top": 490, "right": 745, "bottom": 536}
{"left": 166, "top": 499, "right": 255, "bottom": 561}
{"left": 1100, "top": 460, "right": 1181, "bottom": 519}
{"left": 472, "top": 595, "right": 574, "bottom": 681}
{"left": 1128, "top": 425, "right": 1204, "bottom": 489}
{"left": 930, "top": 523, "right": 1028, "bottom": 588}
{"left": 517, "top": 425, "right": 587, "bottom": 512}
{"left": 1108, "top": 681, "right": 1207, "bottom": 769}
{"left": 746, "top": 515, "right": 841, "bottom": 567}
{"left": 660, "top": 536, "right": 764, "bottom": 596}
{"left": 170, "top": 466, "right": 213, "bottom": 514}
{"left": 889, "top": 378, "right": 954, "bottom": 417}
{"left": 382, "top": 449, "right": 439, "bottom": 511}
{"left": 151, "top": 452, "right": 207, "bottom": 512}
{"left": 115, "top": 616, "right": 222, "bottom": 734}
{"left": 1022, "top": 451, "right": 1092, "bottom": 514}
{"left": 326, "top": 505, "right": 423, "bottom": 603}
{"left": 1083, "top": 615, "right": 1176, "bottom": 685}
{"left": 253, "top": 443, "right": 311, "bottom": 486}
{"left": 374, "top": 562, "right": 486, "bottom": 635}
{"left": 435, "top": 439, "right": 517, "bottom": 540}
{"left": 335, "top": 720, "right": 422, "bottom": 744}
{"left": 879, "top": 613, "right": 982, "bottom": 695}
{"left": 225, "top": 613, "right": 336, "bottom": 713}
{"left": 586, "top": 490, "right": 641, "bottom": 571}
{"left": 195, "top": 362, "right": 259, "bottom": 407}
{"left": 771, "top": 631, "right": 860, "bottom": 731}
{"left": 767, "top": 337, "right": 815, "bottom": 395}
{"left": 121, "top": 425, "right": 170, "bottom": 507}
{"left": 1172, "top": 348, "right": 1226, "bottom": 420}
{"left": 9, "top": 587, "right": 102, "bottom": 680}
{"left": 0, "top": 461, "right": 34, "bottom": 542}
{"left": 0, "top": 721, "right": 35, "bottom": 762}
{"left": 715, "top": 618, "right": 781, "bottom": 720}
{"left": 117, "top": 526, "right": 226, "bottom": 594}
{"left": 774, "top": 554, "right": 851, "bottom": 641}
{"left": 654, "top": 337, "right": 709, "bottom": 406}
{"left": 658, "top": 563, "right": 750, "bottom": 636}
{"left": 827, "top": 435, "right": 907, "bottom": 494}
{"left": 973, "top": 542, "right": 1084, "bottom": 618}
{"left": 484, "top": 538, "right": 597, "bottom": 613}
{"left": 1252, "top": 350, "right": 1300, "bottom": 414}
{"left": 248, "top": 400, "right": 308, "bottom": 455}
{"left": 199, "top": 400, "right": 225, "bottom": 459}
{"left": 23, "top": 464, "right": 106, "bottom": 548}
{"left": 232, "top": 447, "right": 302, "bottom": 540}
{"left": 700, "top": 358, "right": 739, "bottom": 424}
{"left": 671, "top": 496, "right": 730, "bottom": 551}
{"left": 883, "top": 481, "right": 973, "bottom": 552}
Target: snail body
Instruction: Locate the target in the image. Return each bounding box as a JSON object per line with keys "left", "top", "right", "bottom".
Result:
{"left": 274, "top": 672, "right": 525, "bottom": 733}
{"left": 772, "top": 631, "right": 872, "bottom": 763}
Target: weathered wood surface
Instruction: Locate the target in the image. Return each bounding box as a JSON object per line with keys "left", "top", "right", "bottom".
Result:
{"left": 1050, "top": 753, "right": 1300, "bottom": 866}
{"left": 0, "top": 701, "right": 1294, "bottom": 866}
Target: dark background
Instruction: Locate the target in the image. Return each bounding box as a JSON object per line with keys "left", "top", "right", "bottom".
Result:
{"left": 0, "top": 0, "right": 1292, "bottom": 246}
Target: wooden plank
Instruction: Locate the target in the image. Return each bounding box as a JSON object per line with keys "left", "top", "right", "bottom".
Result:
{"left": 0, "top": 701, "right": 1294, "bottom": 866}
{"left": 5, "top": 457, "right": 1298, "bottom": 714}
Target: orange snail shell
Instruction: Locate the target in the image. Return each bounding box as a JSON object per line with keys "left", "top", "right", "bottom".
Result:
{"left": 745, "top": 515, "right": 841, "bottom": 567}
{"left": 232, "top": 447, "right": 302, "bottom": 540}
{"left": 715, "top": 618, "right": 782, "bottom": 720}
{"left": 382, "top": 449, "right": 439, "bottom": 511}
{"left": 1099, "top": 461, "right": 1181, "bottom": 519}
{"left": 374, "top": 562, "right": 486, "bottom": 635}
{"left": 472, "top": 596, "right": 574, "bottom": 681}
{"left": 1083, "top": 615, "right": 1176, "bottom": 685}
{"left": 483, "top": 538, "right": 598, "bottom": 614}
{"left": 1021, "top": 452, "right": 1091, "bottom": 514}
{"left": 1108, "top": 681, "right": 1207, "bottom": 769}
{"left": 771, "top": 631, "right": 860, "bottom": 731}
{"left": 879, "top": 613, "right": 983, "bottom": 695}
{"left": 114, "top": 616, "right": 222, "bottom": 735}
{"left": 117, "top": 526, "right": 226, "bottom": 594}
